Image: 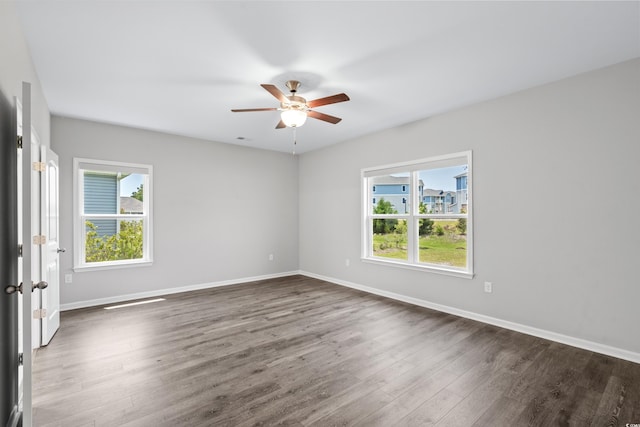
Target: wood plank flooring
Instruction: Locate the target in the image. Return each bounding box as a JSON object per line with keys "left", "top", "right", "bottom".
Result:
{"left": 32, "top": 275, "right": 640, "bottom": 426}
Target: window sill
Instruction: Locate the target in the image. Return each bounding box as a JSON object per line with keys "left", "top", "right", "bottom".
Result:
{"left": 73, "top": 260, "right": 153, "bottom": 273}
{"left": 361, "top": 257, "right": 474, "bottom": 279}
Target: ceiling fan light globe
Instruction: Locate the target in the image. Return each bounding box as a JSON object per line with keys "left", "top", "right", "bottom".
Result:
{"left": 281, "top": 109, "right": 307, "bottom": 127}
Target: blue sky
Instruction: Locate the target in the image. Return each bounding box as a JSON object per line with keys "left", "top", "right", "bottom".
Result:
{"left": 120, "top": 174, "right": 144, "bottom": 197}
{"left": 419, "top": 165, "right": 467, "bottom": 191}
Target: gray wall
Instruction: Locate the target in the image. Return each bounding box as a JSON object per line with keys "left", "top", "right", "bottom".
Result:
{"left": 53, "top": 117, "right": 299, "bottom": 306}
{"left": 0, "top": 1, "right": 50, "bottom": 146}
{"left": 298, "top": 58, "right": 640, "bottom": 356}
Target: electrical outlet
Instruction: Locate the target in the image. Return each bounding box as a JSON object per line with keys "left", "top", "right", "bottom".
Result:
{"left": 65, "top": 273, "right": 73, "bottom": 284}
{"left": 345, "top": 258, "right": 350, "bottom": 267}
{"left": 484, "top": 282, "right": 492, "bottom": 293}
{"left": 269, "top": 254, "right": 274, "bottom": 261}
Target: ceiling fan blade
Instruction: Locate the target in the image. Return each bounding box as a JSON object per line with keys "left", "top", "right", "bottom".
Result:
{"left": 231, "top": 108, "right": 278, "bottom": 112}
{"left": 307, "top": 110, "right": 342, "bottom": 124}
{"left": 261, "top": 84, "right": 289, "bottom": 103}
{"left": 275, "top": 120, "right": 286, "bottom": 129}
{"left": 307, "top": 93, "right": 350, "bottom": 108}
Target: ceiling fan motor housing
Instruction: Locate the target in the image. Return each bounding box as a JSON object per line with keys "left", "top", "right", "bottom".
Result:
{"left": 282, "top": 95, "right": 307, "bottom": 111}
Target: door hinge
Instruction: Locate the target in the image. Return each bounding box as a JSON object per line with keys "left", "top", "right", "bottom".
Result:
{"left": 33, "top": 235, "right": 46, "bottom": 245}
{"left": 18, "top": 353, "right": 23, "bottom": 366}
{"left": 17, "top": 135, "right": 23, "bottom": 149}
{"left": 33, "top": 308, "right": 47, "bottom": 319}
{"left": 18, "top": 244, "right": 23, "bottom": 257}
{"left": 32, "top": 161, "right": 46, "bottom": 172}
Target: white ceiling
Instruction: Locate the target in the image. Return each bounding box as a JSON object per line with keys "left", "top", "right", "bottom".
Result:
{"left": 16, "top": 1, "right": 640, "bottom": 154}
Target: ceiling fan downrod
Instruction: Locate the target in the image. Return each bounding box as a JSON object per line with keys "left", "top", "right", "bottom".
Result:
{"left": 285, "top": 80, "right": 301, "bottom": 94}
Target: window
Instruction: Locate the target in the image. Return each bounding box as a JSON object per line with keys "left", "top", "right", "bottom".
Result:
{"left": 362, "top": 151, "right": 472, "bottom": 278}
{"left": 73, "top": 158, "right": 153, "bottom": 270}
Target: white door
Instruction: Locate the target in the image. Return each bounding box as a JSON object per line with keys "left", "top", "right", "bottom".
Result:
{"left": 40, "top": 145, "right": 60, "bottom": 345}
{"left": 15, "top": 96, "right": 25, "bottom": 427}
{"left": 19, "top": 81, "right": 35, "bottom": 427}
{"left": 2, "top": 94, "right": 23, "bottom": 427}
{"left": 29, "top": 133, "right": 40, "bottom": 351}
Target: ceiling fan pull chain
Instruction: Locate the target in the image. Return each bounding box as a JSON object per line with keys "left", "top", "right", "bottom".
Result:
{"left": 292, "top": 127, "right": 297, "bottom": 155}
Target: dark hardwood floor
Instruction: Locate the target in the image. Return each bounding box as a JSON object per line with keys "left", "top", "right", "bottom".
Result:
{"left": 33, "top": 275, "right": 640, "bottom": 426}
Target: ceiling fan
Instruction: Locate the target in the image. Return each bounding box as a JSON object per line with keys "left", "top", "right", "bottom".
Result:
{"left": 231, "top": 80, "right": 350, "bottom": 129}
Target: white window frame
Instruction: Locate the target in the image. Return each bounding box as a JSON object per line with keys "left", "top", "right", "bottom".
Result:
{"left": 361, "top": 151, "right": 473, "bottom": 279}
{"left": 73, "top": 158, "right": 153, "bottom": 271}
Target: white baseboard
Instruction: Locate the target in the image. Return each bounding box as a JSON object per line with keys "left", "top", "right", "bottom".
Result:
{"left": 60, "top": 271, "right": 299, "bottom": 311}
{"left": 299, "top": 270, "right": 640, "bottom": 365}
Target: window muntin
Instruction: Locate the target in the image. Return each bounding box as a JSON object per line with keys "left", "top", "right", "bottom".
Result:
{"left": 74, "top": 158, "right": 153, "bottom": 270}
{"left": 362, "top": 151, "right": 472, "bottom": 277}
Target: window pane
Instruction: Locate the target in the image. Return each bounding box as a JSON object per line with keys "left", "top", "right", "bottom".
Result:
{"left": 86, "top": 218, "right": 117, "bottom": 237}
{"left": 372, "top": 219, "right": 408, "bottom": 260}
{"left": 418, "top": 165, "right": 467, "bottom": 214}
{"left": 418, "top": 219, "right": 467, "bottom": 268}
{"left": 84, "top": 172, "right": 117, "bottom": 214}
{"left": 120, "top": 174, "right": 145, "bottom": 214}
{"left": 370, "top": 174, "right": 410, "bottom": 214}
{"left": 85, "top": 218, "right": 144, "bottom": 263}
{"left": 83, "top": 171, "right": 145, "bottom": 215}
